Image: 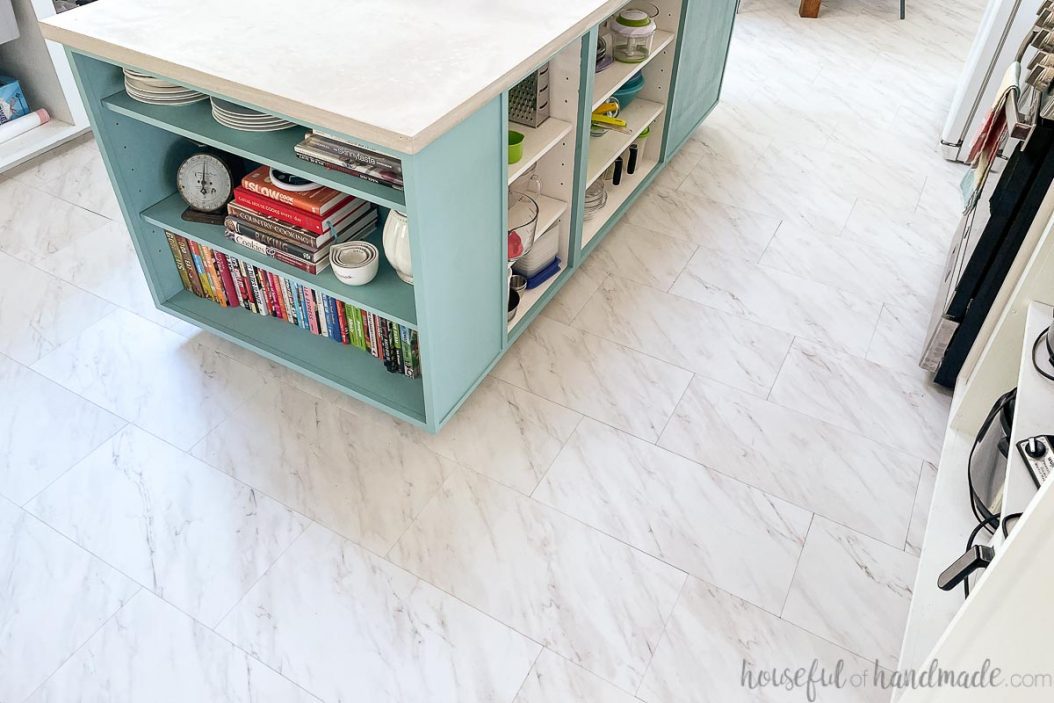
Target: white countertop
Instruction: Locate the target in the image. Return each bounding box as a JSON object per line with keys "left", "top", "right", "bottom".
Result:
{"left": 41, "top": 0, "right": 625, "bottom": 153}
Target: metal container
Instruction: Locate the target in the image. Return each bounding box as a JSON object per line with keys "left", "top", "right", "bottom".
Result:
{"left": 509, "top": 63, "right": 550, "bottom": 128}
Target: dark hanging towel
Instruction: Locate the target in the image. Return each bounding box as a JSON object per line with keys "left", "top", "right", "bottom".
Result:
{"left": 934, "top": 119, "right": 1054, "bottom": 388}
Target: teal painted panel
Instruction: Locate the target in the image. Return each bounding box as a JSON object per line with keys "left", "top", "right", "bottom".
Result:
{"left": 68, "top": 51, "right": 195, "bottom": 307}
{"left": 102, "top": 91, "right": 406, "bottom": 210}
{"left": 163, "top": 291, "right": 426, "bottom": 425}
{"left": 142, "top": 193, "right": 417, "bottom": 328}
{"left": 664, "top": 0, "right": 739, "bottom": 156}
{"left": 404, "top": 97, "right": 504, "bottom": 430}
{"left": 567, "top": 29, "right": 597, "bottom": 268}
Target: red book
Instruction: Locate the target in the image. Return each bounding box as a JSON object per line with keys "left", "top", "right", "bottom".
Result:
{"left": 272, "top": 273, "right": 288, "bottom": 321}
{"left": 213, "top": 252, "right": 241, "bottom": 309}
{"left": 232, "top": 186, "right": 357, "bottom": 235}
{"left": 241, "top": 166, "right": 348, "bottom": 215}
{"left": 336, "top": 302, "right": 350, "bottom": 344}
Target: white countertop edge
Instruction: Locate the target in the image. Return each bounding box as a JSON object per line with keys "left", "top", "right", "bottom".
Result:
{"left": 41, "top": 3, "right": 623, "bottom": 155}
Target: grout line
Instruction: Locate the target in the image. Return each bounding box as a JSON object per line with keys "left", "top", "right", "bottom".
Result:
{"left": 779, "top": 513, "right": 814, "bottom": 618}
{"left": 19, "top": 586, "right": 146, "bottom": 702}
{"left": 765, "top": 337, "right": 796, "bottom": 401}
{"left": 18, "top": 419, "right": 130, "bottom": 509}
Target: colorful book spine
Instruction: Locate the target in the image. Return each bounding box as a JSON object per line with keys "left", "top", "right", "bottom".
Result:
{"left": 214, "top": 252, "right": 240, "bottom": 308}
{"left": 224, "top": 230, "right": 331, "bottom": 274}
{"left": 165, "top": 232, "right": 193, "bottom": 293}
{"left": 336, "top": 302, "right": 350, "bottom": 345}
{"left": 203, "top": 248, "right": 228, "bottom": 306}
{"left": 241, "top": 165, "right": 349, "bottom": 215}
{"left": 305, "top": 133, "right": 404, "bottom": 172}
{"left": 227, "top": 202, "right": 332, "bottom": 248}
{"left": 175, "top": 236, "right": 204, "bottom": 299}
{"left": 233, "top": 187, "right": 348, "bottom": 235}
{"left": 188, "top": 241, "right": 216, "bottom": 302}
{"left": 237, "top": 260, "right": 256, "bottom": 313}
{"left": 293, "top": 147, "right": 405, "bottom": 192}
{"left": 226, "top": 218, "right": 328, "bottom": 262}
{"left": 163, "top": 233, "right": 423, "bottom": 378}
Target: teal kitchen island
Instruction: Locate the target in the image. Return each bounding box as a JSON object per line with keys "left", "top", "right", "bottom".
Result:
{"left": 40, "top": 0, "right": 737, "bottom": 431}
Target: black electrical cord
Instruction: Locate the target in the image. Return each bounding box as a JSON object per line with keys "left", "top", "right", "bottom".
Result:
{"left": 963, "top": 515, "right": 1001, "bottom": 598}
{"left": 1002, "top": 512, "right": 1024, "bottom": 539}
{"left": 1032, "top": 325, "right": 1054, "bottom": 381}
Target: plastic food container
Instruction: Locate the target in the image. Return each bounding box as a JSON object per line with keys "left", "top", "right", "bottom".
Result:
{"left": 513, "top": 221, "right": 559, "bottom": 277}
{"left": 611, "top": 9, "right": 656, "bottom": 63}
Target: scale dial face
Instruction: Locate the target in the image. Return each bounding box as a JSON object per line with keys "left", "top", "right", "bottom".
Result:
{"left": 177, "top": 153, "right": 233, "bottom": 212}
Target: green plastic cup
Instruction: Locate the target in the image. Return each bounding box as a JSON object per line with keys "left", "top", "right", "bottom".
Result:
{"left": 508, "top": 130, "right": 525, "bottom": 164}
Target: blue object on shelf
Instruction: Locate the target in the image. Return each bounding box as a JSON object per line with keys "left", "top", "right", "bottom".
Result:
{"left": 525, "top": 257, "right": 560, "bottom": 289}
{"left": 0, "top": 75, "right": 29, "bottom": 124}
{"left": 612, "top": 71, "right": 645, "bottom": 107}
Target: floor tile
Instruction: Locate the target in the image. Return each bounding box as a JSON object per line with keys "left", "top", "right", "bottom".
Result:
{"left": 34, "top": 219, "right": 190, "bottom": 331}
{"left": 841, "top": 198, "right": 953, "bottom": 265}
{"left": 759, "top": 222, "right": 943, "bottom": 314}
{"left": 192, "top": 381, "right": 453, "bottom": 553}
{"left": 31, "top": 309, "right": 266, "bottom": 451}
{"left": 866, "top": 302, "right": 931, "bottom": 375}
{"left": 7, "top": 136, "right": 94, "bottom": 190}
{"left": 28, "top": 591, "right": 319, "bottom": 702}
{"left": 422, "top": 376, "right": 581, "bottom": 494}
{"left": 671, "top": 248, "right": 883, "bottom": 356}
{"left": 492, "top": 316, "right": 692, "bottom": 442}
{"left": 678, "top": 154, "right": 855, "bottom": 238}
{"left": 0, "top": 251, "right": 114, "bottom": 365}
{"left": 535, "top": 419, "right": 810, "bottom": 613}
{"left": 541, "top": 265, "right": 603, "bottom": 324}
{"left": 638, "top": 578, "right": 887, "bottom": 703}
{"left": 754, "top": 140, "right": 926, "bottom": 211}
{"left": 38, "top": 141, "right": 122, "bottom": 219}
{"left": 0, "top": 355, "right": 125, "bottom": 505}
{"left": 27, "top": 426, "right": 309, "bottom": 625}
{"left": 389, "top": 469, "right": 686, "bottom": 691}
{"left": 623, "top": 186, "right": 781, "bottom": 261}
{"left": 0, "top": 178, "right": 111, "bottom": 263}
{"left": 514, "top": 649, "right": 637, "bottom": 703}
{"left": 218, "top": 523, "right": 539, "bottom": 703}
{"left": 905, "top": 461, "right": 938, "bottom": 557}
{"left": 768, "top": 339, "right": 950, "bottom": 459}
{"left": 0, "top": 498, "right": 138, "bottom": 703}
{"left": 581, "top": 220, "right": 696, "bottom": 291}
{"left": 782, "top": 517, "right": 918, "bottom": 669}
{"left": 658, "top": 376, "right": 923, "bottom": 548}
{"left": 576, "top": 276, "right": 792, "bottom": 397}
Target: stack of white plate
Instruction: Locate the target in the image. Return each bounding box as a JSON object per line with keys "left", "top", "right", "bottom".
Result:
{"left": 123, "top": 69, "right": 206, "bottom": 106}
{"left": 211, "top": 98, "right": 294, "bottom": 132}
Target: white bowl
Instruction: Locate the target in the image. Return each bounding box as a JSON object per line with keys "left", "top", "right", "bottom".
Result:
{"left": 331, "top": 242, "right": 379, "bottom": 286}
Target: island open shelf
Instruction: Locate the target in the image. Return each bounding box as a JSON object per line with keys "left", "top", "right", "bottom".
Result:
{"left": 103, "top": 90, "right": 406, "bottom": 211}
{"left": 163, "top": 290, "right": 427, "bottom": 424}
{"left": 142, "top": 193, "right": 417, "bottom": 329}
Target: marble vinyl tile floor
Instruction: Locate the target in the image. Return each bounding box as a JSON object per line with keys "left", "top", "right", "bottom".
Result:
{"left": 0, "top": 0, "right": 980, "bottom": 700}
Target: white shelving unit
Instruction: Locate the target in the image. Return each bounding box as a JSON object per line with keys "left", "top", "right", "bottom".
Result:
{"left": 508, "top": 117, "right": 573, "bottom": 184}
{"left": 590, "top": 30, "right": 675, "bottom": 111}
{"left": 585, "top": 98, "right": 663, "bottom": 183}
{"left": 583, "top": 157, "right": 656, "bottom": 247}
{"left": 898, "top": 193, "right": 1054, "bottom": 696}
{"left": 999, "top": 302, "right": 1053, "bottom": 533}
{"left": 0, "top": 0, "right": 88, "bottom": 173}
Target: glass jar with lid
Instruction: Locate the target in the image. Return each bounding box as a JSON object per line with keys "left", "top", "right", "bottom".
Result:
{"left": 611, "top": 9, "right": 656, "bottom": 63}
